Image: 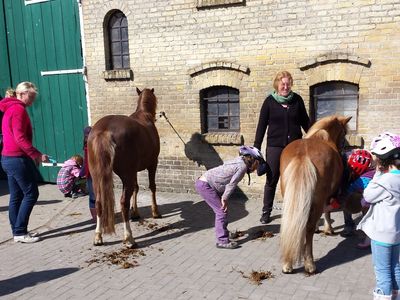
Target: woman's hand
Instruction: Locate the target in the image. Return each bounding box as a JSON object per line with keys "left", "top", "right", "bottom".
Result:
{"left": 221, "top": 198, "right": 228, "bottom": 212}
{"left": 34, "top": 154, "right": 49, "bottom": 166}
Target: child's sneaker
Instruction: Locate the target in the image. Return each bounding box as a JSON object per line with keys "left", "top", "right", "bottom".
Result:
{"left": 14, "top": 233, "right": 41, "bottom": 243}
{"left": 216, "top": 241, "right": 239, "bottom": 249}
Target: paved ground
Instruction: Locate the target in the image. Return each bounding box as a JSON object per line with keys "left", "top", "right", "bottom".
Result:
{"left": 0, "top": 180, "right": 375, "bottom": 299}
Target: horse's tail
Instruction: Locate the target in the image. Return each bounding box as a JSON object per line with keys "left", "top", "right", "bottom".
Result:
{"left": 280, "top": 155, "right": 317, "bottom": 265}
{"left": 89, "top": 130, "right": 116, "bottom": 234}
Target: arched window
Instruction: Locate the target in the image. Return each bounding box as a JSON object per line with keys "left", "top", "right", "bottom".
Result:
{"left": 106, "top": 11, "right": 129, "bottom": 70}
{"left": 311, "top": 81, "right": 358, "bottom": 131}
{"left": 200, "top": 86, "right": 240, "bottom": 133}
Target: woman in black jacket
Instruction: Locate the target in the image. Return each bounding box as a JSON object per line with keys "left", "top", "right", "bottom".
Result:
{"left": 254, "top": 71, "right": 310, "bottom": 224}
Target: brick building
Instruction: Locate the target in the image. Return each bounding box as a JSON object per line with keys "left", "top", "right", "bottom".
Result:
{"left": 81, "top": 0, "right": 400, "bottom": 196}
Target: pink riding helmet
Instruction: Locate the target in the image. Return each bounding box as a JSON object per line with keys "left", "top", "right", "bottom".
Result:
{"left": 370, "top": 133, "right": 400, "bottom": 159}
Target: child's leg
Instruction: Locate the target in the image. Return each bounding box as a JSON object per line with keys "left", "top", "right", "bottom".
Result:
{"left": 195, "top": 179, "right": 229, "bottom": 244}
{"left": 87, "top": 178, "right": 96, "bottom": 221}
{"left": 391, "top": 244, "right": 400, "bottom": 294}
{"left": 371, "top": 241, "right": 393, "bottom": 295}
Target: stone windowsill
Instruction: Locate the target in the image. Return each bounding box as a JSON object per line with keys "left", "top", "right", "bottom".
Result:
{"left": 102, "top": 69, "right": 133, "bottom": 80}
{"left": 202, "top": 132, "right": 243, "bottom": 145}
{"left": 197, "top": 0, "right": 245, "bottom": 9}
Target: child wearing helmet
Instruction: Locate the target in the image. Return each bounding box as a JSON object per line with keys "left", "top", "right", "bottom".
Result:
{"left": 325, "top": 148, "right": 375, "bottom": 246}
{"left": 356, "top": 133, "right": 400, "bottom": 299}
{"left": 195, "top": 145, "right": 264, "bottom": 249}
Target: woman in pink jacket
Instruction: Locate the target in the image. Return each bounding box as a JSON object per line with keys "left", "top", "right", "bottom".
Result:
{"left": 0, "top": 82, "right": 48, "bottom": 243}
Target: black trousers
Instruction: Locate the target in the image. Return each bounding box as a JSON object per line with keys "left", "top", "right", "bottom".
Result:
{"left": 262, "top": 146, "right": 284, "bottom": 213}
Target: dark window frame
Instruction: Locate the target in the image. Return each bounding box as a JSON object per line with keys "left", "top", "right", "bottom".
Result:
{"left": 200, "top": 86, "right": 240, "bottom": 133}
{"left": 310, "top": 81, "right": 359, "bottom": 132}
{"left": 106, "top": 11, "right": 130, "bottom": 70}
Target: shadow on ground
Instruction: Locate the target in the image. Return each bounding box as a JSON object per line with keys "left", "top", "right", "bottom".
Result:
{"left": 0, "top": 268, "right": 79, "bottom": 297}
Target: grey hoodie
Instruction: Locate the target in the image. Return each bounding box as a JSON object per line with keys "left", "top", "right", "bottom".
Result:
{"left": 357, "top": 170, "right": 400, "bottom": 244}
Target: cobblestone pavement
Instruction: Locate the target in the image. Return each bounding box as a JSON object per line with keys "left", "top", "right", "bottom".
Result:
{"left": 0, "top": 180, "right": 375, "bottom": 299}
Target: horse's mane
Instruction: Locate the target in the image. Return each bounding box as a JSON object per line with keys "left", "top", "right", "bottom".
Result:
{"left": 304, "top": 116, "right": 338, "bottom": 139}
{"left": 304, "top": 115, "right": 350, "bottom": 147}
{"left": 133, "top": 88, "right": 157, "bottom": 121}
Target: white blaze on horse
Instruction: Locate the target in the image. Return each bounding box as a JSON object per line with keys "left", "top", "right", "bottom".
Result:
{"left": 279, "top": 115, "right": 351, "bottom": 274}
{"left": 88, "top": 88, "right": 161, "bottom": 248}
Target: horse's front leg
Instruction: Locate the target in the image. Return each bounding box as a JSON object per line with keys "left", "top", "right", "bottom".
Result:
{"left": 130, "top": 180, "right": 140, "bottom": 220}
{"left": 121, "top": 186, "right": 136, "bottom": 248}
{"left": 148, "top": 166, "right": 161, "bottom": 218}
{"left": 93, "top": 200, "right": 103, "bottom": 246}
{"left": 304, "top": 223, "right": 317, "bottom": 274}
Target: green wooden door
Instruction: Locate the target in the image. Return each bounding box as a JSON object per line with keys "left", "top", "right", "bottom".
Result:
{"left": 1, "top": 0, "right": 88, "bottom": 182}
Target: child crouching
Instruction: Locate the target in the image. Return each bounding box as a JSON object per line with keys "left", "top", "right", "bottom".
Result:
{"left": 57, "top": 154, "right": 86, "bottom": 198}
{"left": 195, "top": 146, "right": 264, "bottom": 249}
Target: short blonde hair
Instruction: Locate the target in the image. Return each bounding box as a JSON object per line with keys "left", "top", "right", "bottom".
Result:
{"left": 273, "top": 71, "right": 293, "bottom": 91}
{"left": 15, "top": 81, "right": 37, "bottom": 95}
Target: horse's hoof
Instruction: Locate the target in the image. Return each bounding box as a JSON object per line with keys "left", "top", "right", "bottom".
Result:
{"left": 93, "top": 233, "right": 103, "bottom": 246}
{"left": 282, "top": 265, "right": 293, "bottom": 274}
{"left": 93, "top": 239, "right": 103, "bottom": 246}
{"left": 305, "top": 269, "right": 317, "bottom": 276}
{"left": 304, "top": 265, "right": 317, "bottom": 275}
{"left": 124, "top": 241, "right": 137, "bottom": 249}
{"left": 152, "top": 214, "right": 162, "bottom": 219}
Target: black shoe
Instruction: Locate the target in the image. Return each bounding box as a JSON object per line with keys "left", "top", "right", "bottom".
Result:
{"left": 64, "top": 192, "right": 72, "bottom": 198}
{"left": 72, "top": 192, "right": 87, "bottom": 199}
{"left": 260, "top": 212, "right": 271, "bottom": 224}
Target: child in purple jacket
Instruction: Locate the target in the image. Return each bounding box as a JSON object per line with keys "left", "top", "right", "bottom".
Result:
{"left": 195, "top": 146, "right": 264, "bottom": 249}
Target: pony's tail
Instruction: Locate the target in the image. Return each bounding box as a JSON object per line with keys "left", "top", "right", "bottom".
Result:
{"left": 89, "top": 130, "right": 116, "bottom": 234}
{"left": 280, "top": 156, "right": 317, "bottom": 265}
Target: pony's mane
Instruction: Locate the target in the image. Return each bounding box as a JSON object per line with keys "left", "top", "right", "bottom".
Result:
{"left": 304, "top": 116, "right": 338, "bottom": 139}
{"left": 135, "top": 88, "right": 157, "bottom": 120}
{"left": 304, "top": 115, "right": 350, "bottom": 149}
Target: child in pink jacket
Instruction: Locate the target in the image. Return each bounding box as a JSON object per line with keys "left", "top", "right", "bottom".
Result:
{"left": 57, "top": 155, "right": 86, "bottom": 198}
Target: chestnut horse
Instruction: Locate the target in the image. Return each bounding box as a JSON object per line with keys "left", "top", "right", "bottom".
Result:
{"left": 88, "top": 88, "right": 161, "bottom": 248}
{"left": 279, "top": 115, "right": 351, "bottom": 274}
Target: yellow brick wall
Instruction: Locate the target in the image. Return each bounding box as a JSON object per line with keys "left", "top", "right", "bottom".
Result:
{"left": 82, "top": 0, "right": 400, "bottom": 196}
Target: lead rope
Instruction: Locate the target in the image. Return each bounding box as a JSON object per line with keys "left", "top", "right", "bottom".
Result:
{"left": 158, "top": 111, "right": 186, "bottom": 145}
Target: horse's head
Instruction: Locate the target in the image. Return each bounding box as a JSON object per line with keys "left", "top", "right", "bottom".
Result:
{"left": 135, "top": 88, "right": 157, "bottom": 120}
{"left": 305, "top": 115, "right": 351, "bottom": 150}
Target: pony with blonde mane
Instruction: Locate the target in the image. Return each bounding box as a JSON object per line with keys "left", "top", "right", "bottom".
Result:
{"left": 88, "top": 88, "right": 160, "bottom": 248}
{"left": 279, "top": 115, "right": 351, "bottom": 274}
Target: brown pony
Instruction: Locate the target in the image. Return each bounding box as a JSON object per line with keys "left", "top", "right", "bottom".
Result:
{"left": 279, "top": 115, "right": 351, "bottom": 274}
{"left": 88, "top": 88, "right": 161, "bottom": 248}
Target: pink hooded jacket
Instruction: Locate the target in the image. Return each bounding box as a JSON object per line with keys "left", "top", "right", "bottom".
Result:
{"left": 0, "top": 97, "right": 42, "bottom": 159}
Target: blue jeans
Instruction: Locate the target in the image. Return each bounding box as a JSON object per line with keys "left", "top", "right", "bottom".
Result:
{"left": 371, "top": 240, "right": 400, "bottom": 295}
{"left": 1, "top": 156, "right": 39, "bottom": 236}
{"left": 87, "top": 177, "right": 95, "bottom": 209}
{"left": 195, "top": 179, "right": 229, "bottom": 244}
